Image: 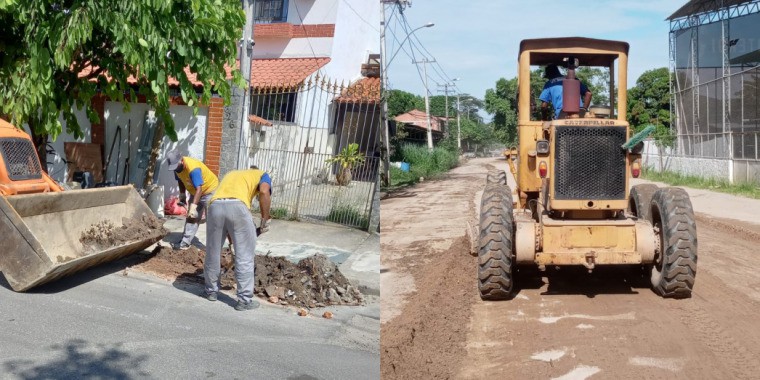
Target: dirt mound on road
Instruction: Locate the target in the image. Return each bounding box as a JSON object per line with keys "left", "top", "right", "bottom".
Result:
{"left": 381, "top": 235, "right": 475, "bottom": 380}
{"left": 80, "top": 213, "right": 167, "bottom": 252}
{"left": 134, "top": 246, "right": 363, "bottom": 308}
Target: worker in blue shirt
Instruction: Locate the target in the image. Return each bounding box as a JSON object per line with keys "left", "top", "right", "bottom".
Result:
{"left": 539, "top": 64, "right": 593, "bottom": 119}
{"left": 165, "top": 150, "right": 219, "bottom": 250}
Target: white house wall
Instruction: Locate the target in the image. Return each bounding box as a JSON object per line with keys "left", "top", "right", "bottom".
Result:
{"left": 252, "top": 38, "right": 333, "bottom": 59}
{"left": 104, "top": 101, "right": 208, "bottom": 200}
{"left": 287, "top": 0, "right": 338, "bottom": 24}
{"left": 321, "top": 0, "right": 380, "bottom": 83}
{"left": 22, "top": 107, "right": 92, "bottom": 184}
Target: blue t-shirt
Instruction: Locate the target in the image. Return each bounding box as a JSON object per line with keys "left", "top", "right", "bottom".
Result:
{"left": 539, "top": 78, "right": 589, "bottom": 119}
{"left": 260, "top": 173, "right": 272, "bottom": 194}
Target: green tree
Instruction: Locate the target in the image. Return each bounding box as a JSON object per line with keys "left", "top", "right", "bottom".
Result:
{"left": 627, "top": 67, "right": 673, "bottom": 148}
{"left": 484, "top": 77, "right": 518, "bottom": 145}
{"left": 0, "top": 0, "right": 245, "bottom": 164}
{"left": 457, "top": 94, "right": 485, "bottom": 123}
{"left": 386, "top": 89, "right": 423, "bottom": 117}
{"left": 576, "top": 67, "right": 611, "bottom": 107}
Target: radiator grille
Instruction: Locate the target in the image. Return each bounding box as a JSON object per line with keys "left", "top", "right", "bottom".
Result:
{"left": 0, "top": 138, "right": 43, "bottom": 181}
{"left": 554, "top": 126, "right": 627, "bottom": 200}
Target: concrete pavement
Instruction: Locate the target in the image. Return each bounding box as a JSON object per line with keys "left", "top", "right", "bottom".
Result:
{"left": 631, "top": 178, "right": 760, "bottom": 227}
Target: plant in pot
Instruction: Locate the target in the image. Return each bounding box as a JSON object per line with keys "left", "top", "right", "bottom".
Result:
{"left": 325, "top": 143, "right": 365, "bottom": 186}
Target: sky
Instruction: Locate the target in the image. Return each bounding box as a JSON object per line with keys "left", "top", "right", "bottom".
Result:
{"left": 384, "top": 0, "right": 688, "bottom": 104}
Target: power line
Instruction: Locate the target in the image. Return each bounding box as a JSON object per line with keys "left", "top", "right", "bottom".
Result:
{"left": 398, "top": 11, "right": 456, "bottom": 87}
{"left": 341, "top": 0, "right": 380, "bottom": 33}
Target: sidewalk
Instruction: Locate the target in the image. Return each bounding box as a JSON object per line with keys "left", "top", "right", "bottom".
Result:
{"left": 160, "top": 217, "right": 380, "bottom": 295}
{"left": 632, "top": 178, "right": 760, "bottom": 227}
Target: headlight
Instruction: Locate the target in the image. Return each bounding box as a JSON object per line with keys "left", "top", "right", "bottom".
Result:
{"left": 536, "top": 139, "right": 550, "bottom": 155}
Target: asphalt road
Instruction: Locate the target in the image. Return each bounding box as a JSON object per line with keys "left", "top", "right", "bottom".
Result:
{"left": 0, "top": 254, "right": 379, "bottom": 379}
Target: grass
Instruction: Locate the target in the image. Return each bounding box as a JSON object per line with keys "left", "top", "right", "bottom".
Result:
{"left": 269, "top": 207, "right": 294, "bottom": 220}
{"left": 387, "top": 144, "right": 460, "bottom": 188}
{"left": 642, "top": 169, "right": 760, "bottom": 199}
{"left": 326, "top": 204, "right": 370, "bottom": 230}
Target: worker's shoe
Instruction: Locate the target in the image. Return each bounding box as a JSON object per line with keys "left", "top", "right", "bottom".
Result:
{"left": 234, "top": 299, "right": 260, "bottom": 311}
{"left": 173, "top": 242, "right": 191, "bottom": 250}
{"left": 205, "top": 292, "right": 218, "bottom": 302}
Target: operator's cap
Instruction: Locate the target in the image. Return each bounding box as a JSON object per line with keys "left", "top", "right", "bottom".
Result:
{"left": 165, "top": 150, "right": 182, "bottom": 171}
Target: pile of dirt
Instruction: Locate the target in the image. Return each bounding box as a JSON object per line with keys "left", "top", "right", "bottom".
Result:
{"left": 254, "top": 254, "right": 364, "bottom": 307}
{"left": 80, "top": 213, "right": 167, "bottom": 251}
{"left": 134, "top": 246, "right": 363, "bottom": 308}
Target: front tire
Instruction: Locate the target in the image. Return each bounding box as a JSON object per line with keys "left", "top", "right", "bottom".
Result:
{"left": 486, "top": 170, "right": 507, "bottom": 185}
{"left": 649, "top": 187, "right": 698, "bottom": 298}
{"left": 478, "top": 183, "right": 515, "bottom": 300}
{"left": 629, "top": 184, "right": 659, "bottom": 221}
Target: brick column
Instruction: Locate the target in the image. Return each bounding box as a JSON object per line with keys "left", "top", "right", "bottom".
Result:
{"left": 205, "top": 97, "right": 224, "bottom": 174}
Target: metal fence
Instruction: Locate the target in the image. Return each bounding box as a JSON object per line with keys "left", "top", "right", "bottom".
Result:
{"left": 669, "top": 4, "right": 760, "bottom": 183}
{"left": 247, "top": 74, "right": 381, "bottom": 229}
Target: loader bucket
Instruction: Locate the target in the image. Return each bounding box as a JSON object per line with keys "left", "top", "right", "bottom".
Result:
{"left": 0, "top": 186, "right": 166, "bottom": 291}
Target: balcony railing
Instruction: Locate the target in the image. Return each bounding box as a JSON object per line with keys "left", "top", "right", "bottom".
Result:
{"left": 254, "top": 0, "right": 289, "bottom": 23}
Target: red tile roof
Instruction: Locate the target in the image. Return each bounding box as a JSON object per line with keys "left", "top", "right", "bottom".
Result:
{"left": 334, "top": 77, "right": 380, "bottom": 104}
{"left": 250, "top": 57, "right": 330, "bottom": 89}
{"left": 78, "top": 65, "right": 229, "bottom": 87}
{"left": 394, "top": 109, "right": 445, "bottom": 132}
{"left": 248, "top": 114, "right": 273, "bottom": 126}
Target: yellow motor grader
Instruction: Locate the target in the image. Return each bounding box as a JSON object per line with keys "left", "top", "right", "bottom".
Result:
{"left": 479, "top": 37, "right": 697, "bottom": 300}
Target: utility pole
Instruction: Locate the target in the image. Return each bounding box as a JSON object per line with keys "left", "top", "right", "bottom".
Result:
{"left": 380, "top": 0, "right": 393, "bottom": 186}
{"left": 413, "top": 58, "right": 435, "bottom": 150}
{"left": 437, "top": 82, "right": 452, "bottom": 135}
{"left": 456, "top": 93, "right": 461, "bottom": 150}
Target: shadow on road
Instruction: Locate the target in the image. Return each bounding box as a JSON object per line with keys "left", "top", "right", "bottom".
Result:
{"left": 511, "top": 265, "right": 652, "bottom": 298}
{"left": 0, "top": 252, "right": 154, "bottom": 294}
{"left": 2, "top": 339, "right": 151, "bottom": 379}
{"left": 172, "top": 270, "right": 238, "bottom": 307}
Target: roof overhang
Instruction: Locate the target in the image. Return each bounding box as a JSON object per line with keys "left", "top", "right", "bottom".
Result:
{"left": 667, "top": 0, "right": 755, "bottom": 20}
{"left": 519, "top": 37, "right": 629, "bottom": 67}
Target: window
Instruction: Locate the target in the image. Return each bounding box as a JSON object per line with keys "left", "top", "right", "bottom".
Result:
{"left": 254, "top": 0, "right": 289, "bottom": 23}
{"left": 250, "top": 91, "right": 298, "bottom": 123}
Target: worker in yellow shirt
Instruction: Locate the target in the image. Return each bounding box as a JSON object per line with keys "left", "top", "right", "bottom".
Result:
{"left": 165, "top": 150, "right": 219, "bottom": 250}
{"left": 204, "top": 168, "right": 272, "bottom": 311}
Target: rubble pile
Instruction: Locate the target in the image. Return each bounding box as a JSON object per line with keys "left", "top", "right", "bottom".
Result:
{"left": 80, "top": 214, "right": 167, "bottom": 251}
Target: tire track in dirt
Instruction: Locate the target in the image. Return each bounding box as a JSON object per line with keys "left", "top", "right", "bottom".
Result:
{"left": 381, "top": 158, "right": 494, "bottom": 379}
{"left": 459, "top": 203, "right": 760, "bottom": 379}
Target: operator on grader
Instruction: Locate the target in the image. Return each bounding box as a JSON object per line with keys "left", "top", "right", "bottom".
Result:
{"left": 539, "top": 63, "right": 593, "bottom": 120}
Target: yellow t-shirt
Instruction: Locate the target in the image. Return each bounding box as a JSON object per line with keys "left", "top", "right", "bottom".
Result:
{"left": 175, "top": 157, "right": 219, "bottom": 196}
{"left": 210, "top": 169, "right": 268, "bottom": 209}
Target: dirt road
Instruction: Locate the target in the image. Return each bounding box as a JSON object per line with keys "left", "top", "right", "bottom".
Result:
{"left": 381, "top": 157, "right": 760, "bottom": 380}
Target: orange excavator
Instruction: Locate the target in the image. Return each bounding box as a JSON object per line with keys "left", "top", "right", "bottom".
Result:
{"left": 0, "top": 118, "right": 165, "bottom": 291}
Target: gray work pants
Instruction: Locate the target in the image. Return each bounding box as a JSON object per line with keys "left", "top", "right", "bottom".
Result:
{"left": 181, "top": 192, "right": 213, "bottom": 246}
{"left": 204, "top": 199, "right": 257, "bottom": 303}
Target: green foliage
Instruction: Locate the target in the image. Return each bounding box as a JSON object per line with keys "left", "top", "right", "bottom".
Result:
{"left": 627, "top": 68, "right": 674, "bottom": 148}
{"left": 326, "top": 204, "right": 369, "bottom": 230}
{"left": 428, "top": 95, "right": 457, "bottom": 118}
{"left": 387, "top": 89, "right": 424, "bottom": 117}
{"left": 325, "top": 143, "right": 365, "bottom": 169}
{"left": 398, "top": 142, "right": 459, "bottom": 182}
{"left": 484, "top": 77, "right": 518, "bottom": 145}
{"left": 575, "top": 67, "right": 611, "bottom": 106}
{"left": 642, "top": 170, "right": 760, "bottom": 199}
{"left": 0, "top": 0, "right": 246, "bottom": 141}
{"left": 270, "top": 207, "right": 292, "bottom": 220}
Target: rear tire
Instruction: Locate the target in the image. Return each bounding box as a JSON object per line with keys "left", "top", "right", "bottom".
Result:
{"left": 629, "top": 184, "right": 659, "bottom": 220}
{"left": 478, "top": 183, "right": 515, "bottom": 300}
{"left": 649, "top": 187, "right": 698, "bottom": 298}
{"left": 486, "top": 170, "right": 507, "bottom": 185}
